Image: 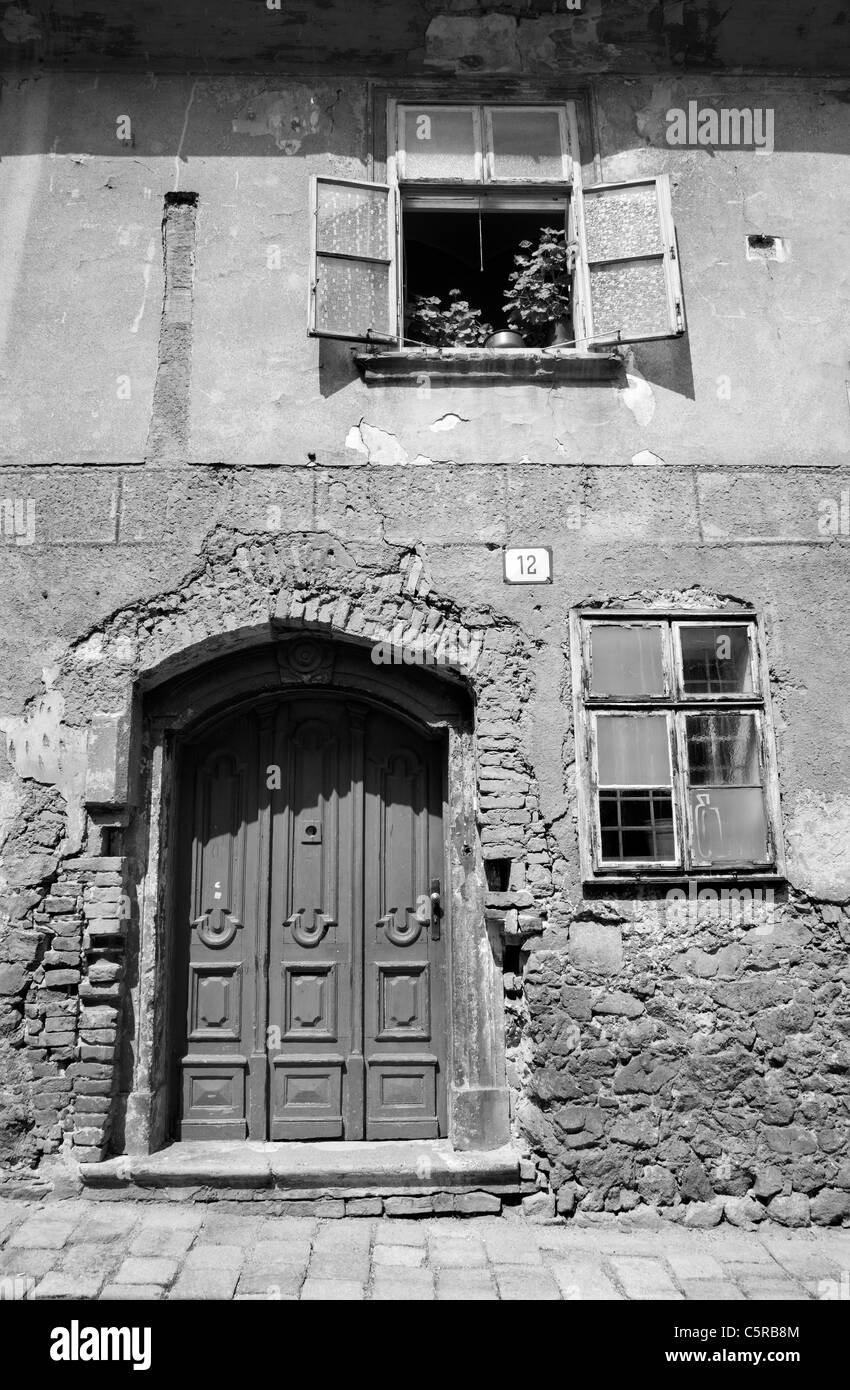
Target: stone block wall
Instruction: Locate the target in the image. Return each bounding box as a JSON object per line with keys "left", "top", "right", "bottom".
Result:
{"left": 510, "top": 896, "right": 850, "bottom": 1227}
{"left": 0, "top": 843, "right": 128, "bottom": 1179}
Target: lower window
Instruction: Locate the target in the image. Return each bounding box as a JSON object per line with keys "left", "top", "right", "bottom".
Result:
{"left": 571, "top": 610, "right": 784, "bottom": 880}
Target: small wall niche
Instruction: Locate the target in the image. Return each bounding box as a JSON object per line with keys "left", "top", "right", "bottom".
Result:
{"left": 746, "top": 233, "right": 787, "bottom": 262}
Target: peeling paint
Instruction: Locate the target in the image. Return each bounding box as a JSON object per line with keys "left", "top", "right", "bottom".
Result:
{"left": 0, "top": 690, "right": 87, "bottom": 848}
{"left": 425, "top": 15, "right": 521, "bottom": 73}
{"left": 232, "top": 89, "right": 323, "bottom": 153}
{"left": 1, "top": 4, "right": 41, "bottom": 43}
{"left": 344, "top": 425, "right": 367, "bottom": 456}
{"left": 346, "top": 421, "right": 408, "bottom": 466}
{"left": 621, "top": 355, "right": 656, "bottom": 427}
{"left": 786, "top": 792, "right": 850, "bottom": 902}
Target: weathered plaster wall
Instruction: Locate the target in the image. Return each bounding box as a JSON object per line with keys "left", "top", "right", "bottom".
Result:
{"left": 1, "top": 73, "right": 850, "bottom": 468}
{"left": 3, "top": 1, "right": 850, "bottom": 74}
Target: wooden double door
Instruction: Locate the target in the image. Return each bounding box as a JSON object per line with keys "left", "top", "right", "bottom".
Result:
{"left": 176, "top": 695, "right": 447, "bottom": 1141}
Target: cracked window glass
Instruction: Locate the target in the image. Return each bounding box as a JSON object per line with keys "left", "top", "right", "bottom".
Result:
{"left": 685, "top": 713, "right": 768, "bottom": 863}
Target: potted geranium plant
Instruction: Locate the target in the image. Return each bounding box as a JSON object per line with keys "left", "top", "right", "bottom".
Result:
{"left": 407, "top": 289, "right": 493, "bottom": 348}
{"left": 503, "top": 226, "right": 574, "bottom": 347}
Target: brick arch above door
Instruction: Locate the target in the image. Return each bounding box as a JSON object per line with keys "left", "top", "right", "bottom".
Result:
{"left": 38, "top": 534, "right": 539, "bottom": 1164}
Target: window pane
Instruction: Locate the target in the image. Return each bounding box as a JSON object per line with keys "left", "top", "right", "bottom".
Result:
{"left": 597, "top": 715, "right": 671, "bottom": 786}
{"left": 489, "top": 108, "right": 564, "bottom": 180}
{"left": 599, "top": 790, "right": 675, "bottom": 861}
{"left": 680, "top": 625, "right": 753, "bottom": 694}
{"left": 590, "top": 624, "right": 664, "bottom": 696}
{"left": 689, "top": 788, "right": 768, "bottom": 863}
{"left": 316, "top": 182, "right": 388, "bottom": 258}
{"left": 589, "top": 259, "right": 670, "bottom": 339}
{"left": 402, "top": 107, "right": 477, "bottom": 180}
{"left": 686, "top": 713, "right": 761, "bottom": 786}
{"left": 583, "top": 184, "right": 663, "bottom": 262}
{"left": 315, "top": 256, "right": 391, "bottom": 338}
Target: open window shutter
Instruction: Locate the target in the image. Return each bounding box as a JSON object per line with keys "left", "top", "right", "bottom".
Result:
{"left": 309, "top": 176, "right": 398, "bottom": 342}
{"left": 572, "top": 173, "right": 685, "bottom": 345}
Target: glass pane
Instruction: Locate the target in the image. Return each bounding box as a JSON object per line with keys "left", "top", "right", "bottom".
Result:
{"left": 686, "top": 713, "right": 761, "bottom": 786}
{"left": 315, "top": 256, "right": 391, "bottom": 338}
{"left": 490, "top": 108, "right": 564, "bottom": 180}
{"left": 689, "top": 788, "right": 768, "bottom": 863}
{"left": 599, "top": 791, "right": 675, "bottom": 861}
{"left": 316, "top": 182, "right": 388, "bottom": 258}
{"left": 590, "top": 624, "right": 664, "bottom": 696}
{"left": 583, "top": 184, "right": 663, "bottom": 261}
{"left": 680, "top": 625, "right": 753, "bottom": 694}
{"left": 589, "top": 259, "right": 670, "bottom": 338}
{"left": 402, "top": 107, "right": 477, "bottom": 180}
{"left": 596, "top": 715, "right": 671, "bottom": 786}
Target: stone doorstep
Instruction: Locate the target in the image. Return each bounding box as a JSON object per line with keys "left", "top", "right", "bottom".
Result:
{"left": 79, "top": 1140, "right": 522, "bottom": 1197}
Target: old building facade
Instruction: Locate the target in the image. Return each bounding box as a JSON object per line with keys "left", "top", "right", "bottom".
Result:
{"left": 0, "top": 1, "right": 848, "bottom": 1224}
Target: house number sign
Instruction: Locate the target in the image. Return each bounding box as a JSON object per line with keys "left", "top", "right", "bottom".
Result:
{"left": 503, "top": 546, "right": 553, "bottom": 585}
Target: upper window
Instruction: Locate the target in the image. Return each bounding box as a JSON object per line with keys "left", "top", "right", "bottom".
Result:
{"left": 394, "top": 104, "right": 573, "bottom": 184}
{"left": 308, "top": 99, "right": 686, "bottom": 353}
{"left": 570, "top": 611, "right": 784, "bottom": 882}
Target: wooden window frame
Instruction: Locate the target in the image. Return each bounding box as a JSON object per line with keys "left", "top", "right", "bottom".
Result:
{"left": 388, "top": 98, "right": 577, "bottom": 352}
{"left": 571, "top": 174, "right": 685, "bottom": 344}
{"left": 570, "top": 609, "right": 785, "bottom": 885}
{"left": 308, "top": 174, "right": 399, "bottom": 344}
{"left": 390, "top": 100, "right": 577, "bottom": 186}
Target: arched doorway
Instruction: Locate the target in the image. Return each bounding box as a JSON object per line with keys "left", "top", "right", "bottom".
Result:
{"left": 130, "top": 632, "right": 510, "bottom": 1157}
{"left": 174, "top": 691, "right": 447, "bottom": 1142}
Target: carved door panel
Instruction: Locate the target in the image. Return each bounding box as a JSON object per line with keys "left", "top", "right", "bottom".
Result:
{"left": 179, "top": 712, "right": 264, "bottom": 1141}
{"left": 267, "top": 700, "right": 355, "bottom": 1139}
{"left": 364, "top": 711, "right": 447, "bottom": 1138}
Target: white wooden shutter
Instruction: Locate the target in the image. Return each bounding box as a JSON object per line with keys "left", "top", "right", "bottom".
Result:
{"left": 308, "top": 176, "right": 398, "bottom": 342}
{"left": 572, "top": 173, "right": 685, "bottom": 346}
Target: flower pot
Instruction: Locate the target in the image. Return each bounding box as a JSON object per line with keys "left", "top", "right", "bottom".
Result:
{"left": 485, "top": 330, "right": 525, "bottom": 349}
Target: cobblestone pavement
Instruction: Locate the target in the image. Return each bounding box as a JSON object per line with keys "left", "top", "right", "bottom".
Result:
{"left": 1, "top": 1199, "right": 848, "bottom": 1300}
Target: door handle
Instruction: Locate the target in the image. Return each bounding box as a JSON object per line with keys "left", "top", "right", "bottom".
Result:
{"left": 429, "top": 878, "right": 443, "bottom": 941}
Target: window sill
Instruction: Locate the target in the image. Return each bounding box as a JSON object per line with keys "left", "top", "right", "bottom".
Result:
{"left": 583, "top": 871, "right": 785, "bottom": 890}
{"left": 353, "top": 346, "right": 623, "bottom": 383}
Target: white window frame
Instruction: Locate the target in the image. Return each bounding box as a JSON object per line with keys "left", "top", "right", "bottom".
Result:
{"left": 571, "top": 609, "right": 785, "bottom": 884}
